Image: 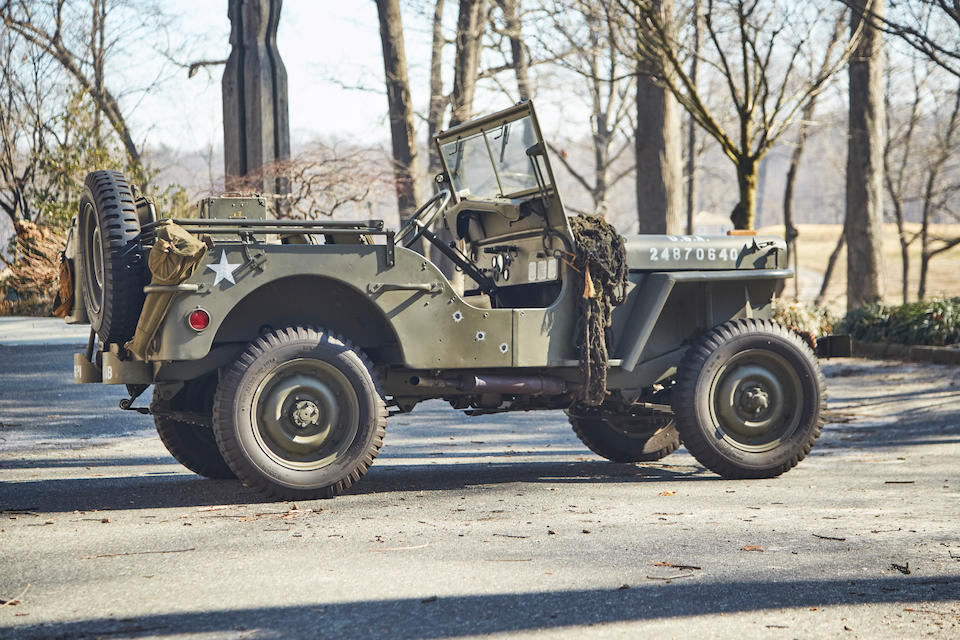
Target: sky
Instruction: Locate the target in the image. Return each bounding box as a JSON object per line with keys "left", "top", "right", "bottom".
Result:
{"left": 127, "top": 1, "right": 408, "bottom": 152}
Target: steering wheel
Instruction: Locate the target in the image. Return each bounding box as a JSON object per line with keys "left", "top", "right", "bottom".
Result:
{"left": 395, "top": 190, "right": 451, "bottom": 247}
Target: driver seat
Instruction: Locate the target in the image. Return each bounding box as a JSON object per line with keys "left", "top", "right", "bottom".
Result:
{"left": 463, "top": 292, "right": 492, "bottom": 309}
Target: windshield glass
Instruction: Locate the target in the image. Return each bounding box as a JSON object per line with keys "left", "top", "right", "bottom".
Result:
{"left": 441, "top": 115, "right": 550, "bottom": 200}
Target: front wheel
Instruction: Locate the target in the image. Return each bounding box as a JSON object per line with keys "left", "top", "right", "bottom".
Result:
{"left": 213, "top": 327, "right": 387, "bottom": 500}
{"left": 672, "top": 318, "right": 825, "bottom": 479}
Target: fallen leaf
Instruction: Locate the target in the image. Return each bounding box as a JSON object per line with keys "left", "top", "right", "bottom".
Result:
{"left": 741, "top": 545, "right": 764, "bottom": 552}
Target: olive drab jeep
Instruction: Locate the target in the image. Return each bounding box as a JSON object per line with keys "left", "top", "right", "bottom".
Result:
{"left": 62, "top": 101, "right": 840, "bottom": 500}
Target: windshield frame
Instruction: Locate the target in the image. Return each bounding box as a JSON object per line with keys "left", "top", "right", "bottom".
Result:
{"left": 436, "top": 103, "right": 554, "bottom": 204}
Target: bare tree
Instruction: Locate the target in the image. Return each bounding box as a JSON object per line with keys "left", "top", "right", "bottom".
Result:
{"left": 376, "top": 0, "right": 423, "bottom": 226}
{"left": 883, "top": 58, "right": 927, "bottom": 303}
{"left": 1, "top": 0, "right": 160, "bottom": 183}
{"left": 541, "top": 0, "right": 636, "bottom": 216}
{"left": 498, "top": 0, "right": 532, "bottom": 100}
{"left": 449, "top": 0, "right": 489, "bottom": 127}
{"left": 225, "top": 143, "right": 389, "bottom": 221}
{"left": 916, "top": 79, "right": 960, "bottom": 299}
{"left": 838, "top": 0, "right": 960, "bottom": 77}
{"left": 781, "top": 10, "right": 847, "bottom": 300}
{"left": 619, "top": 0, "right": 859, "bottom": 229}
{"left": 846, "top": 0, "right": 886, "bottom": 310}
{"left": 0, "top": 21, "right": 133, "bottom": 233}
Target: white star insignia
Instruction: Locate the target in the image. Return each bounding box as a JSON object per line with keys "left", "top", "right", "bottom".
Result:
{"left": 207, "top": 250, "right": 239, "bottom": 286}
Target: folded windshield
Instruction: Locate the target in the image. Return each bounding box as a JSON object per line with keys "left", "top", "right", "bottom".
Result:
{"left": 441, "top": 115, "right": 551, "bottom": 200}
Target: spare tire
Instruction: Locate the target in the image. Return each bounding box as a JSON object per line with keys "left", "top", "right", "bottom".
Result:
{"left": 77, "top": 170, "right": 148, "bottom": 344}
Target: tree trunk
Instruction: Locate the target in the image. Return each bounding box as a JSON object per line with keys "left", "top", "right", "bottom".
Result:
{"left": 449, "top": 0, "right": 487, "bottom": 127}
{"left": 783, "top": 95, "right": 822, "bottom": 299}
{"left": 815, "top": 233, "right": 846, "bottom": 307}
{"left": 634, "top": 0, "right": 682, "bottom": 235}
{"left": 889, "top": 197, "right": 909, "bottom": 303}
{"left": 685, "top": 0, "right": 701, "bottom": 235}
{"left": 731, "top": 156, "right": 757, "bottom": 230}
{"left": 845, "top": 0, "right": 886, "bottom": 311}
{"left": 427, "top": 0, "right": 446, "bottom": 176}
{"left": 375, "top": 0, "right": 423, "bottom": 224}
{"left": 782, "top": 147, "right": 802, "bottom": 300}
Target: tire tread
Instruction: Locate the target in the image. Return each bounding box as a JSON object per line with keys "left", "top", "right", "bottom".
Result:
{"left": 212, "top": 326, "right": 386, "bottom": 500}
{"left": 672, "top": 318, "right": 826, "bottom": 479}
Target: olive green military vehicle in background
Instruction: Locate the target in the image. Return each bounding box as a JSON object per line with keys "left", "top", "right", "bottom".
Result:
{"left": 62, "top": 102, "right": 837, "bottom": 500}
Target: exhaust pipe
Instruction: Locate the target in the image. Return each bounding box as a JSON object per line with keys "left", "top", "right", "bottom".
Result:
{"left": 410, "top": 374, "right": 573, "bottom": 396}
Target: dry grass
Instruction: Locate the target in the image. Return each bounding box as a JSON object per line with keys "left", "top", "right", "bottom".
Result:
{"left": 760, "top": 222, "right": 960, "bottom": 314}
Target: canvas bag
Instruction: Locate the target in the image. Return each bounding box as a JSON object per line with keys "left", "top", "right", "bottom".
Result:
{"left": 125, "top": 220, "right": 209, "bottom": 360}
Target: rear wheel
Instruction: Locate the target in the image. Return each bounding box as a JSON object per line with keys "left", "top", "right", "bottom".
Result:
{"left": 77, "top": 170, "right": 147, "bottom": 344}
{"left": 569, "top": 407, "right": 680, "bottom": 463}
{"left": 213, "top": 327, "right": 387, "bottom": 500}
{"left": 672, "top": 318, "right": 825, "bottom": 479}
{"left": 152, "top": 378, "right": 234, "bottom": 480}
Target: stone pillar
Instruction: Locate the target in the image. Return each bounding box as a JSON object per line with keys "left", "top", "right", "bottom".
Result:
{"left": 222, "top": 0, "right": 290, "bottom": 203}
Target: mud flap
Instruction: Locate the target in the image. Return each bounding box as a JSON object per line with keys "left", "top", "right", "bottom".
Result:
{"left": 101, "top": 351, "right": 153, "bottom": 385}
{"left": 73, "top": 352, "right": 102, "bottom": 383}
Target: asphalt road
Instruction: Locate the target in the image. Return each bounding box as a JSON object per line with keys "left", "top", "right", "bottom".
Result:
{"left": 1, "top": 333, "right": 959, "bottom": 639}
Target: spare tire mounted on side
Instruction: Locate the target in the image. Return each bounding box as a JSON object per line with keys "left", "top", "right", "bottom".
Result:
{"left": 77, "top": 170, "right": 147, "bottom": 344}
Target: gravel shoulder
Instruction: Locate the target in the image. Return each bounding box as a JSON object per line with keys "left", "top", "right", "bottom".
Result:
{"left": 1, "top": 332, "right": 959, "bottom": 639}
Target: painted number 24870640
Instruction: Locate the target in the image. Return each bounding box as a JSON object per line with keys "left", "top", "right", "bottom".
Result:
{"left": 649, "top": 246, "right": 739, "bottom": 262}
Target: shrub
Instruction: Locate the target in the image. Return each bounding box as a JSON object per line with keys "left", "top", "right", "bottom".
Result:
{"left": 0, "top": 221, "right": 65, "bottom": 316}
{"left": 771, "top": 298, "right": 836, "bottom": 337}
{"left": 839, "top": 298, "right": 960, "bottom": 346}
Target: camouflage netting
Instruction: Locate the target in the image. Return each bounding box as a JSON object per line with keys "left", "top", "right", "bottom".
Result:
{"left": 569, "top": 214, "right": 628, "bottom": 406}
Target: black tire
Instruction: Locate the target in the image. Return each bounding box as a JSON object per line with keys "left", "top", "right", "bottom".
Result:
{"left": 569, "top": 414, "right": 680, "bottom": 463}
{"left": 152, "top": 380, "right": 235, "bottom": 480}
{"left": 212, "top": 327, "right": 387, "bottom": 500}
{"left": 77, "top": 170, "right": 147, "bottom": 344}
{"left": 672, "top": 318, "right": 825, "bottom": 479}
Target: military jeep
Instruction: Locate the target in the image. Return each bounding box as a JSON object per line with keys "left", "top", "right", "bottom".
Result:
{"left": 63, "top": 101, "right": 830, "bottom": 500}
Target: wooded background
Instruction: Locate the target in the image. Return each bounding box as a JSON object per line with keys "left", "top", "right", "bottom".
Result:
{"left": 1, "top": 0, "right": 959, "bottom": 314}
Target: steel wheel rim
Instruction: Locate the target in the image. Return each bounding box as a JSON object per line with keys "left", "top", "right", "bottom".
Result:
{"left": 81, "top": 202, "right": 104, "bottom": 313}
{"left": 250, "top": 358, "right": 360, "bottom": 471}
{"left": 709, "top": 349, "right": 803, "bottom": 452}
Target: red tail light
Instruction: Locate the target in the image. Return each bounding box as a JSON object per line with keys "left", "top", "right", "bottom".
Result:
{"left": 188, "top": 308, "right": 210, "bottom": 331}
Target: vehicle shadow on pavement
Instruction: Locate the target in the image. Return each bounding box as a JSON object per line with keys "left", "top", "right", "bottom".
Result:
{"left": 355, "top": 459, "right": 712, "bottom": 495}
{"left": 3, "top": 576, "right": 956, "bottom": 639}
{"left": 0, "top": 459, "right": 710, "bottom": 513}
{"left": 0, "top": 475, "right": 270, "bottom": 512}
{"left": 0, "top": 456, "right": 164, "bottom": 470}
